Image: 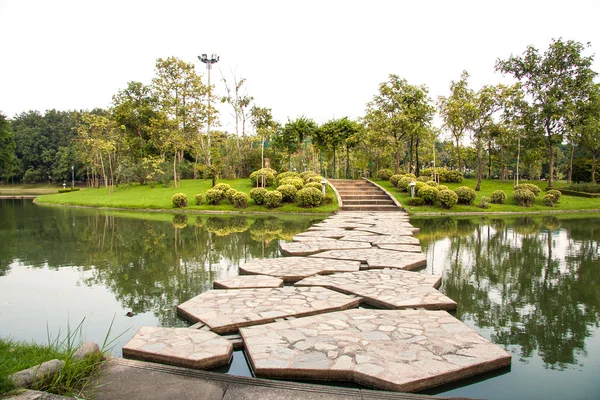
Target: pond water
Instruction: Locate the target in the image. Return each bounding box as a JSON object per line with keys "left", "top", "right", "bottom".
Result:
{"left": 1, "top": 200, "right": 599, "bottom": 399}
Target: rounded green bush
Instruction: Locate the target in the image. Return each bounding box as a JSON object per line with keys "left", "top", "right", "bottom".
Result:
{"left": 250, "top": 187, "right": 267, "bottom": 205}
{"left": 414, "top": 181, "right": 428, "bottom": 193}
{"left": 398, "top": 176, "right": 413, "bottom": 192}
{"left": 544, "top": 193, "right": 556, "bottom": 207}
{"left": 321, "top": 194, "right": 334, "bottom": 205}
{"left": 513, "top": 188, "right": 536, "bottom": 207}
{"left": 442, "top": 170, "right": 463, "bottom": 183}
{"left": 426, "top": 180, "right": 438, "bottom": 187}
{"left": 279, "top": 177, "right": 304, "bottom": 190}
{"left": 404, "top": 173, "right": 417, "bottom": 180}
{"left": 478, "top": 196, "right": 491, "bottom": 209}
{"left": 306, "top": 175, "right": 324, "bottom": 183}
{"left": 249, "top": 169, "right": 275, "bottom": 187}
{"left": 276, "top": 184, "right": 298, "bottom": 202}
{"left": 233, "top": 191, "right": 249, "bottom": 208}
{"left": 304, "top": 182, "right": 322, "bottom": 190}
{"left": 417, "top": 185, "right": 439, "bottom": 205}
{"left": 490, "top": 190, "right": 506, "bottom": 204}
{"left": 454, "top": 186, "right": 477, "bottom": 205}
{"left": 172, "top": 193, "right": 188, "bottom": 208}
{"left": 377, "top": 169, "right": 394, "bottom": 180}
{"left": 300, "top": 171, "right": 318, "bottom": 181}
{"left": 438, "top": 189, "right": 458, "bottom": 209}
{"left": 547, "top": 189, "right": 561, "bottom": 202}
{"left": 405, "top": 197, "right": 425, "bottom": 206}
{"left": 438, "top": 185, "right": 449, "bottom": 191}
{"left": 205, "top": 189, "right": 223, "bottom": 205}
{"left": 416, "top": 176, "right": 429, "bottom": 182}
{"left": 514, "top": 183, "right": 541, "bottom": 197}
{"left": 390, "top": 174, "right": 404, "bottom": 187}
{"left": 265, "top": 190, "right": 283, "bottom": 208}
{"left": 296, "top": 187, "right": 323, "bottom": 207}
{"left": 213, "top": 183, "right": 231, "bottom": 195}
{"left": 277, "top": 171, "right": 300, "bottom": 182}
{"left": 194, "top": 193, "right": 203, "bottom": 205}
{"left": 225, "top": 188, "right": 238, "bottom": 204}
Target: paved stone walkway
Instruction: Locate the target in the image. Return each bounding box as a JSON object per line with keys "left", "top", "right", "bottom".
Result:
{"left": 280, "top": 239, "right": 372, "bottom": 256}
{"left": 311, "top": 248, "right": 427, "bottom": 271}
{"left": 213, "top": 275, "right": 283, "bottom": 289}
{"left": 239, "top": 256, "right": 360, "bottom": 281}
{"left": 295, "top": 269, "right": 456, "bottom": 310}
{"left": 122, "top": 327, "right": 232, "bottom": 369}
{"left": 177, "top": 287, "right": 360, "bottom": 333}
{"left": 293, "top": 229, "right": 373, "bottom": 240}
{"left": 341, "top": 235, "right": 421, "bottom": 246}
{"left": 240, "top": 309, "right": 511, "bottom": 392}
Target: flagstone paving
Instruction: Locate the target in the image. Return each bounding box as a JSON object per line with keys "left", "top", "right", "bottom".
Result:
{"left": 240, "top": 309, "right": 511, "bottom": 392}
{"left": 341, "top": 235, "right": 421, "bottom": 246}
{"left": 356, "top": 226, "right": 421, "bottom": 235}
{"left": 239, "top": 257, "right": 360, "bottom": 281}
{"left": 280, "top": 239, "right": 372, "bottom": 256}
{"left": 311, "top": 249, "right": 427, "bottom": 271}
{"left": 295, "top": 269, "right": 455, "bottom": 310}
{"left": 213, "top": 275, "right": 283, "bottom": 289}
{"left": 293, "top": 230, "right": 377, "bottom": 241}
{"left": 376, "top": 244, "right": 423, "bottom": 253}
{"left": 122, "top": 327, "right": 232, "bottom": 369}
{"left": 177, "top": 287, "right": 360, "bottom": 334}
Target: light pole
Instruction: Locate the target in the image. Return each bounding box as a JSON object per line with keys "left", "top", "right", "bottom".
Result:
{"left": 71, "top": 165, "right": 74, "bottom": 190}
{"left": 198, "top": 53, "right": 219, "bottom": 185}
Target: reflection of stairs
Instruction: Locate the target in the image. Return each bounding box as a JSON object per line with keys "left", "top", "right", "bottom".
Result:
{"left": 329, "top": 179, "right": 401, "bottom": 212}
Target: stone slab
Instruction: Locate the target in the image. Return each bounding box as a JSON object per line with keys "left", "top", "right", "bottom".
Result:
{"left": 341, "top": 235, "right": 421, "bottom": 246}
{"left": 376, "top": 244, "right": 423, "bottom": 253}
{"left": 213, "top": 275, "right": 284, "bottom": 289}
{"left": 177, "top": 287, "right": 360, "bottom": 334}
{"left": 122, "top": 327, "right": 232, "bottom": 369}
{"left": 293, "top": 230, "right": 377, "bottom": 241}
{"left": 295, "top": 269, "right": 455, "bottom": 310}
{"left": 239, "top": 257, "right": 360, "bottom": 282}
{"left": 356, "top": 226, "right": 421, "bottom": 235}
{"left": 240, "top": 309, "right": 511, "bottom": 393}
{"left": 309, "top": 222, "right": 375, "bottom": 230}
{"left": 311, "top": 249, "right": 426, "bottom": 271}
{"left": 280, "top": 240, "right": 371, "bottom": 256}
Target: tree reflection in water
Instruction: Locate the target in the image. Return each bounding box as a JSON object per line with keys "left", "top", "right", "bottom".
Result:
{"left": 413, "top": 215, "right": 600, "bottom": 371}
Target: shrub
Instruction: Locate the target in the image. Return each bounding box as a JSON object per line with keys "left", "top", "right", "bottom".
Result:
{"left": 404, "top": 173, "right": 417, "bottom": 180}
{"left": 398, "top": 176, "right": 413, "bottom": 192}
{"left": 194, "top": 193, "right": 203, "bottom": 205}
{"left": 300, "top": 171, "right": 318, "bottom": 181}
{"left": 57, "top": 188, "right": 81, "bottom": 193}
{"left": 454, "top": 186, "right": 477, "bottom": 205}
{"left": 277, "top": 171, "right": 300, "bottom": 181}
{"left": 416, "top": 176, "right": 429, "bottom": 182}
{"left": 442, "top": 170, "right": 464, "bottom": 183}
{"left": 264, "top": 167, "right": 278, "bottom": 176}
{"left": 565, "top": 182, "right": 600, "bottom": 193}
{"left": 426, "top": 180, "right": 438, "bottom": 187}
{"left": 249, "top": 169, "right": 275, "bottom": 187}
{"left": 377, "top": 169, "right": 394, "bottom": 180}
{"left": 297, "top": 187, "right": 323, "bottom": 207}
{"left": 265, "top": 190, "right": 282, "bottom": 208}
{"left": 438, "top": 185, "right": 449, "bottom": 191}
{"left": 417, "top": 185, "right": 439, "bottom": 205}
{"left": 225, "top": 188, "right": 238, "bottom": 204}
{"left": 233, "top": 191, "right": 249, "bottom": 208}
{"left": 390, "top": 174, "right": 404, "bottom": 187}
{"left": 321, "top": 194, "right": 334, "bottom": 205}
{"left": 250, "top": 188, "right": 267, "bottom": 205}
{"left": 213, "top": 183, "right": 231, "bottom": 195}
{"left": 438, "top": 190, "right": 458, "bottom": 209}
{"left": 172, "top": 193, "right": 188, "bottom": 208}
{"left": 514, "top": 183, "right": 541, "bottom": 197}
{"left": 276, "top": 184, "right": 298, "bottom": 202}
{"left": 172, "top": 214, "right": 188, "bottom": 228}
{"left": 513, "top": 188, "right": 536, "bottom": 207}
{"left": 547, "top": 189, "right": 562, "bottom": 202}
{"left": 544, "top": 193, "right": 556, "bottom": 207}
{"left": 306, "top": 175, "right": 324, "bottom": 183}
{"left": 478, "top": 196, "right": 491, "bottom": 209}
{"left": 414, "top": 181, "right": 428, "bottom": 193}
{"left": 206, "top": 189, "right": 223, "bottom": 205}
{"left": 405, "top": 197, "right": 425, "bottom": 206}
{"left": 490, "top": 190, "right": 506, "bottom": 204}
{"left": 304, "top": 182, "right": 322, "bottom": 190}
{"left": 279, "top": 177, "right": 304, "bottom": 190}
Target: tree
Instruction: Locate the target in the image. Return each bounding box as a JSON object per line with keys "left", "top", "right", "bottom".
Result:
{"left": 274, "top": 117, "right": 316, "bottom": 170}
{"left": 576, "top": 83, "right": 600, "bottom": 183}
{"left": 251, "top": 106, "right": 278, "bottom": 184}
{"left": 496, "top": 38, "right": 597, "bottom": 187}
{"left": 0, "top": 112, "right": 18, "bottom": 182}
{"left": 438, "top": 71, "right": 475, "bottom": 173}
{"left": 314, "top": 117, "right": 361, "bottom": 179}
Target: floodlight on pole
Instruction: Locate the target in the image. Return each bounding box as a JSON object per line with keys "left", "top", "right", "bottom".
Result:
{"left": 198, "top": 53, "right": 220, "bottom": 181}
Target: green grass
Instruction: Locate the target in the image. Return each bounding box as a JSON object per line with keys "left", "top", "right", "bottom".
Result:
{"left": 373, "top": 178, "right": 600, "bottom": 214}
{"left": 0, "top": 183, "right": 60, "bottom": 195}
{"left": 35, "top": 178, "right": 338, "bottom": 214}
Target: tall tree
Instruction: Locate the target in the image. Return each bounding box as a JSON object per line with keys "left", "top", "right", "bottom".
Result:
{"left": 274, "top": 117, "right": 316, "bottom": 170}
{"left": 576, "top": 83, "right": 600, "bottom": 183}
{"left": 0, "top": 112, "right": 18, "bottom": 181}
{"left": 496, "top": 38, "right": 597, "bottom": 187}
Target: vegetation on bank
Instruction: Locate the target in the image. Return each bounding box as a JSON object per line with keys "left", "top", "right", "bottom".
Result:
{"left": 35, "top": 178, "right": 338, "bottom": 214}
{"left": 374, "top": 178, "right": 600, "bottom": 214}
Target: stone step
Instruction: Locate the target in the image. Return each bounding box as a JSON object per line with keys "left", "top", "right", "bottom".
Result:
{"left": 343, "top": 200, "right": 396, "bottom": 206}
{"left": 336, "top": 190, "right": 383, "bottom": 195}
{"left": 341, "top": 205, "right": 402, "bottom": 212}
{"left": 342, "top": 195, "right": 391, "bottom": 200}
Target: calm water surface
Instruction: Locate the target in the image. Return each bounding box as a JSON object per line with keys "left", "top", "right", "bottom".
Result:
{"left": 1, "top": 200, "right": 599, "bottom": 399}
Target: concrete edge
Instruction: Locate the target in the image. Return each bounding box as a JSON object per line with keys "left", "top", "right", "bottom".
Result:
{"left": 0, "top": 195, "right": 38, "bottom": 199}
{"left": 409, "top": 209, "right": 600, "bottom": 217}
{"left": 363, "top": 178, "right": 404, "bottom": 210}
{"left": 327, "top": 180, "right": 344, "bottom": 208}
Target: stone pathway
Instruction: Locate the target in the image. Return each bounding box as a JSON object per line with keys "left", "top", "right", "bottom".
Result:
{"left": 341, "top": 235, "right": 421, "bottom": 246}
{"left": 240, "top": 309, "right": 511, "bottom": 392}
{"left": 280, "top": 239, "right": 372, "bottom": 256}
{"left": 213, "top": 275, "right": 283, "bottom": 289}
{"left": 295, "top": 269, "right": 456, "bottom": 310}
{"left": 177, "top": 287, "right": 360, "bottom": 333}
{"left": 239, "top": 257, "right": 360, "bottom": 282}
{"left": 311, "top": 248, "right": 427, "bottom": 271}
{"left": 122, "top": 327, "right": 232, "bottom": 369}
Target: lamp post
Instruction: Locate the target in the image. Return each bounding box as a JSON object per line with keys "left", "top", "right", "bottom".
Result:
{"left": 198, "top": 53, "right": 219, "bottom": 185}
{"left": 71, "top": 165, "right": 74, "bottom": 190}
{"left": 409, "top": 180, "right": 416, "bottom": 198}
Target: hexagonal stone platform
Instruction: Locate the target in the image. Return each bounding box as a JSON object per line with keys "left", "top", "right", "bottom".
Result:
{"left": 341, "top": 235, "right": 421, "bottom": 246}
{"left": 280, "top": 240, "right": 371, "bottom": 256}
{"left": 122, "top": 327, "right": 232, "bottom": 369}
{"left": 213, "top": 275, "right": 283, "bottom": 289}
{"left": 311, "top": 248, "right": 426, "bottom": 271}
{"left": 295, "top": 269, "right": 456, "bottom": 310}
{"left": 240, "top": 309, "right": 511, "bottom": 392}
{"left": 239, "top": 257, "right": 360, "bottom": 282}
{"left": 177, "top": 287, "right": 360, "bottom": 333}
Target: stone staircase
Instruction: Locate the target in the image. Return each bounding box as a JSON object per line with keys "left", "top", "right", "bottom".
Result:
{"left": 329, "top": 179, "right": 401, "bottom": 212}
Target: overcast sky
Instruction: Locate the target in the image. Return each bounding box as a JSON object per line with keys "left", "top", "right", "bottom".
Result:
{"left": 1, "top": 0, "right": 599, "bottom": 134}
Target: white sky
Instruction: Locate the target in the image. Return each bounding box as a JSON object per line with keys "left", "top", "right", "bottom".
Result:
{"left": 1, "top": 0, "right": 599, "bottom": 134}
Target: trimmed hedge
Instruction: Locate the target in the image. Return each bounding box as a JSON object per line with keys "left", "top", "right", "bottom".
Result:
{"left": 249, "top": 169, "right": 275, "bottom": 187}
{"left": 297, "top": 187, "right": 323, "bottom": 207}
{"left": 265, "top": 190, "right": 282, "bottom": 208}
{"left": 405, "top": 197, "right": 425, "bottom": 206}
{"left": 438, "top": 189, "right": 458, "bottom": 209}
{"left": 390, "top": 174, "right": 404, "bottom": 187}
{"left": 206, "top": 189, "right": 223, "bottom": 205}
{"left": 398, "top": 176, "right": 413, "bottom": 192}
{"left": 454, "top": 186, "right": 476, "bottom": 205}
{"left": 300, "top": 171, "right": 318, "bottom": 181}
{"left": 513, "top": 188, "right": 535, "bottom": 207}
{"left": 277, "top": 171, "right": 300, "bottom": 181}
{"left": 225, "top": 188, "right": 238, "bottom": 204}
{"left": 417, "top": 185, "right": 439, "bottom": 205}
{"left": 514, "top": 183, "right": 541, "bottom": 197}
{"left": 233, "top": 192, "right": 249, "bottom": 208}
{"left": 172, "top": 193, "right": 188, "bottom": 208}
{"left": 250, "top": 188, "right": 267, "bottom": 205}
{"left": 58, "top": 188, "right": 81, "bottom": 193}
{"left": 304, "top": 182, "right": 322, "bottom": 190}
{"left": 544, "top": 193, "right": 556, "bottom": 207}
{"left": 194, "top": 193, "right": 203, "bottom": 205}
{"left": 306, "top": 175, "right": 324, "bottom": 183}
{"left": 276, "top": 184, "right": 298, "bottom": 202}
{"left": 279, "top": 177, "right": 304, "bottom": 190}
{"left": 490, "top": 190, "right": 506, "bottom": 204}
{"left": 555, "top": 189, "right": 600, "bottom": 198}
{"left": 547, "top": 189, "right": 562, "bottom": 202}
{"left": 377, "top": 169, "right": 394, "bottom": 180}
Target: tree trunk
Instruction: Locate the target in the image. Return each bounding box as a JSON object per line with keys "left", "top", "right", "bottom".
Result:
{"left": 346, "top": 146, "right": 350, "bottom": 179}
{"left": 476, "top": 138, "right": 483, "bottom": 191}
{"left": 488, "top": 140, "right": 492, "bottom": 179}
{"left": 333, "top": 146, "right": 337, "bottom": 179}
{"left": 415, "top": 136, "right": 420, "bottom": 177}
{"left": 409, "top": 136, "right": 414, "bottom": 174}
{"left": 548, "top": 146, "right": 555, "bottom": 188}
{"left": 592, "top": 153, "right": 597, "bottom": 184}
{"left": 455, "top": 135, "right": 461, "bottom": 172}
{"left": 173, "top": 152, "right": 178, "bottom": 188}
{"left": 568, "top": 143, "right": 575, "bottom": 184}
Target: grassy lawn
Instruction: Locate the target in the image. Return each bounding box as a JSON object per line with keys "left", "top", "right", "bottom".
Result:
{"left": 35, "top": 178, "right": 338, "bottom": 214}
{"left": 0, "top": 183, "right": 61, "bottom": 195}
{"left": 373, "top": 178, "right": 600, "bottom": 214}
